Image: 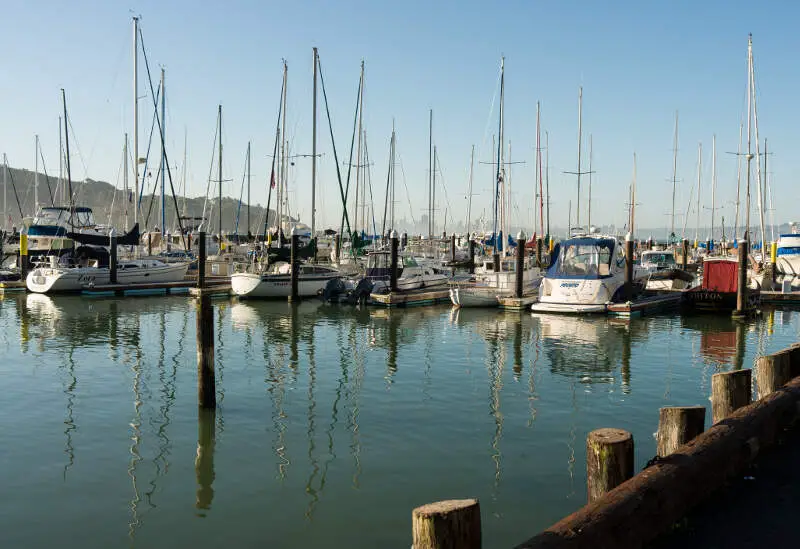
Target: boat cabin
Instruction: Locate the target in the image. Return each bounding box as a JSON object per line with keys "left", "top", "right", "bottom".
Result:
{"left": 548, "top": 236, "right": 623, "bottom": 279}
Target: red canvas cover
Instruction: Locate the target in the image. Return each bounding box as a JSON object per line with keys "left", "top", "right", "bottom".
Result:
{"left": 702, "top": 260, "right": 738, "bottom": 293}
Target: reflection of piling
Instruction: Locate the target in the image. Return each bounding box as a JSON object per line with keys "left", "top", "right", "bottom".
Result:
{"left": 19, "top": 233, "right": 28, "bottom": 278}
{"left": 624, "top": 234, "right": 634, "bottom": 301}
{"left": 734, "top": 239, "right": 748, "bottom": 316}
{"left": 290, "top": 229, "right": 299, "bottom": 302}
{"left": 195, "top": 408, "right": 216, "bottom": 512}
{"left": 681, "top": 238, "right": 689, "bottom": 271}
{"left": 197, "top": 231, "right": 206, "bottom": 289}
{"left": 468, "top": 239, "right": 476, "bottom": 274}
{"left": 756, "top": 351, "right": 792, "bottom": 398}
{"left": 711, "top": 369, "right": 751, "bottom": 423}
{"left": 587, "top": 428, "right": 633, "bottom": 503}
{"left": 656, "top": 406, "right": 705, "bottom": 457}
{"left": 196, "top": 295, "right": 216, "bottom": 409}
{"left": 110, "top": 234, "right": 118, "bottom": 284}
{"left": 390, "top": 231, "right": 399, "bottom": 292}
{"left": 515, "top": 231, "right": 525, "bottom": 298}
{"left": 620, "top": 328, "right": 631, "bottom": 392}
{"left": 513, "top": 318, "right": 523, "bottom": 379}
{"left": 412, "top": 499, "right": 481, "bottom": 549}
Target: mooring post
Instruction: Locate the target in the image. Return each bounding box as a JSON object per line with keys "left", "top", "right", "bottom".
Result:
{"left": 290, "top": 226, "right": 299, "bottom": 302}
{"left": 19, "top": 232, "right": 28, "bottom": 278}
{"left": 147, "top": 232, "right": 152, "bottom": 256}
{"left": 770, "top": 240, "right": 777, "bottom": 287}
{"left": 198, "top": 230, "right": 206, "bottom": 289}
{"left": 706, "top": 239, "right": 712, "bottom": 256}
{"left": 756, "top": 351, "right": 793, "bottom": 399}
{"left": 587, "top": 428, "right": 634, "bottom": 503}
{"left": 681, "top": 238, "right": 689, "bottom": 271}
{"left": 515, "top": 231, "right": 525, "bottom": 298}
{"left": 450, "top": 234, "right": 456, "bottom": 264}
{"left": 110, "top": 232, "right": 118, "bottom": 285}
{"left": 536, "top": 237, "right": 543, "bottom": 267}
{"left": 468, "top": 238, "right": 476, "bottom": 274}
{"left": 493, "top": 252, "right": 500, "bottom": 274}
{"left": 711, "top": 369, "right": 751, "bottom": 423}
{"left": 412, "top": 499, "right": 481, "bottom": 549}
{"left": 734, "top": 239, "right": 749, "bottom": 316}
{"left": 196, "top": 294, "right": 215, "bottom": 409}
{"left": 624, "top": 233, "right": 634, "bottom": 301}
{"left": 389, "top": 230, "right": 399, "bottom": 292}
{"left": 656, "top": 406, "right": 706, "bottom": 457}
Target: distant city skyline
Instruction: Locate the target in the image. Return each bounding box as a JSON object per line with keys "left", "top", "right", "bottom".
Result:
{"left": 1, "top": 0, "right": 798, "bottom": 240}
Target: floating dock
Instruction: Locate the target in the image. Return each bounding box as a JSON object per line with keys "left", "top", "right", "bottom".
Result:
{"left": 760, "top": 290, "right": 800, "bottom": 305}
{"left": 370, "top": 288, "right": 451, "bottom": 307}
{"left": 82, "top": 279, "right": 230, "bottom": 298}
{"left": 607, "top": 292, "right": 685, "bottom": 317}
{"left": 0, "top": 280, "right": 26, "bottom": 292}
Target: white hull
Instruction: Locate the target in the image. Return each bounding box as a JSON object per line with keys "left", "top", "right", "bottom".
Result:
{"left": 231, "top": 272, "right": 340, "bottom": 298}
{"left": 530, "top": 301, "right": 608, "bottom": 314}
{"left": 449, "top": 286, "right": 499, "bottom": 308}
{"left": 26, "top": 261, "right": 190, "bottom": 293}
{"left": 776, "top": 255, "right": 800, "bottom": 276}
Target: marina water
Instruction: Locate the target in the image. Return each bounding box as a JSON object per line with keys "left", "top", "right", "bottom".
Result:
{"left": 1, "top": 293, "right": 798, "bottom": 547}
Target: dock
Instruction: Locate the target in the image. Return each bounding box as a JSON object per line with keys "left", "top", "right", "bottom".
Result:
{"left": 760, "top": 290, "right": 800, "bottom": 304}
{"left": 496, "top": 294, "right": 538, "bottom": 311}
{"left": 0, "top": 280, "right": 26, "bottom": 292}
{"left": 607, "top": 292, "right": 684, "bottom": 317}
{"left": 82, "top": 279, "right": 231, "bottom": 298}
{"left": 370, "top": 287, "right": 451, "bottom": 307}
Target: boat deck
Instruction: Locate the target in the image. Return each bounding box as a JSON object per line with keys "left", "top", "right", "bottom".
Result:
{"left": 496, "top": 294, "right": 539, "bottom": 311}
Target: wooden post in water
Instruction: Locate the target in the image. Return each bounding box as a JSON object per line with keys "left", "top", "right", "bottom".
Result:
{"left": 536, "top": 237, "right": 543, "bottom": 266}
{"left": 147, "top": 232, "right": 152, "bottom": 256}
{"left": 493, "top": 252, "right": 500, "bottom": 274}
{"left": 290, "top": 227, "right": 299, "bottom": 302}
{"left": 515, "top": 231, "right": 525, "bottom": 298}
{"left": 390, "top": 230, "right": 399, "bottom": 293}
{"left": 587, "top": 428, "right": 634, "bottom": 503}
{"left": 197, "top": 231, "right": 206, "bottom": 289}
{"left": 734, "top": 239, "right": 748, "bottom": 316}
{"left": 756, "top": 351, "right": 792, "bottom": 398}
{"left": 412, "top": 499, "right": 481, "bottom": 549}
{"left": 656, "top": 406, "right": 706, "bottom": 457}
{"left": 468, "top": 239, "right": 476, "bottom": 274}
{"left": 681, "top": 238, "right": 689, "bottom": 271}
{"left": 196, "top": 294, "right": 215, "bottom": 409}
{"left": 450, "top": 234, "right": 456, "bottom": 264}
{"left": 624, "top": 233, "right": 634, "bottom": 301}
{"left": 109, "top": 233, "right": 118, "bottom": 284}
{"left": 711, "top": 369, "right": 751, "bottom": 423}
{"left": 19, "top": 233, "right": 28, "bottom": 278}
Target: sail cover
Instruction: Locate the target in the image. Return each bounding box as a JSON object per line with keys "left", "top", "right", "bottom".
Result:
{"left": 66, "top": 223, "right": 140, "bottom": 247}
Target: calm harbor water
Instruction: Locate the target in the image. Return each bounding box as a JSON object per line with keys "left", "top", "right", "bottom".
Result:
{"left": 1, "top": 293, "right": 798, "bottom": 547}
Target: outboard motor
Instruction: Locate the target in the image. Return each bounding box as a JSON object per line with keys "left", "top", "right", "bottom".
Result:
{"left": 349, "top": 277, "right": 374, "bottom": 305}
{"left": 322, "top": 277, "right": 346, "bottom": 303}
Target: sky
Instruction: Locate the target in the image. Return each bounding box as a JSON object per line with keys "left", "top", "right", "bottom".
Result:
{"left": 1, "top": 0, "right": 798, "bottom": 239}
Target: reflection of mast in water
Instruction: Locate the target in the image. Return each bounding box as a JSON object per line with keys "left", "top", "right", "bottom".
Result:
{"left": 108, "top": 302, "right": 119, "bottom": 362}
{"left": 317, "top": 323, "right": 350, "bottom": 497}
{"left": 127, "top": 313, "right": 144, "bottom": 540}
{"left": 63, "top": 346, "right": 77, "bottom": 479}
{"left": 347, "top": 316, "right": 364, "bottom": 490}
{"left": 195, "top": 408, "right": 217, "bottom": 515}
{"left": 304, "top": 310, "right": 320, "bottom": 519}
{"left": 265, "top": 329, "right": 289, "bottom": 481}
{"left": 528, "top": 324, "right": 541, "bottom": 428}
{"left": 486, "top": 333, "right": 505, "bottom": 495}
{"left": 385, "top": 311, "right": 400, "bottom": 384}
{"left": 565, "top": 380, "right": 577, "bottom": 499}
{"left": 512, "top": 317, "right": 523, "bottom": 380}
{"left": 216, "top": 303, "right": 225, "bottom": 414}
{"left": 620, "top": 324, "right": 631, "bottom": 394}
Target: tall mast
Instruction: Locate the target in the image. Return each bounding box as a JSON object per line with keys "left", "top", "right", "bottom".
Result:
{"left": 734, "top": 122, "right": 743, "bottom": 241}
{"left": 745, "top": 34, "right": 753, "bottom": 242}
{"left": 576, "top": 87, "right": 583, "bottom": 227}
{"left": 428, "top": 108, "right": 433, "bottom": 241}
{"left": 34, "top": 135, "right": 39, "bottom": 212}
{"left": 750, "top": 34, "right": 766, "bottom": 248}
{"left": 545, "top": 131, "right": 550, "bottom": 238}
{"left": 494, "top": 57, "right": 505, "bottom": 252}
{"left": 390, "top": 121, "right": 396, "bottom": 231}
{"left": 432, "top": 145, "right": 437, "bottom": 237}
{"left": 246, "top": 141, "right": 251, "bottom": 235}
{"left": 280, "top": 61, "right": 288, "bottom": 234}
{"left": 2, "top": 154, "right": 6, "bottom": 229}
{"left": 670, "top": 111, "right": 679, "bottom": 240}
{"left": 536, "top": 101, "right": 544, "bottom": 238}
{"left": 694, "top": 142, "right": 702, "bottom": 244}
{"left": 218, "top": 104, "right": 222, "bottom": 238}
{"left": 711, "top": 134, "right": 716, "bottom": 244}
{"left": 160, "top": 67, "right": 166, "bottom": 234}
{"left": 630, "top": 153, "right": 637, "bottom": 236}
{"left": 61, "top": 89, "right": 73, "bottom": 217}
{"left": 311, "top": 47, "right": 318, "bottom": 239}
{"left": 466, "top": 144, "right": 474, "bottom": 237}
{"left": 588, "top": 134, "right": 593, "bottom": 229}
{"left": 124, "top": 133, "right": 129, "bottom": 230}
{"left": 133, "top": 16, "right": 139, "bottom": 230}
{"left": 355, "top": 61, "right": 364, "bottom": 234}
{"left": 58, "top": 116, "right": 63, "bottom": 205}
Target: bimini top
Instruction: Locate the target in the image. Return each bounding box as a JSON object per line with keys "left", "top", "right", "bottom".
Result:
{"left": 546, "top": 235, "right": 620, "bottom": 280}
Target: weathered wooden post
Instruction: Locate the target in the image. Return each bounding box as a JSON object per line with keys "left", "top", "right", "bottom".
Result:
{"left": 515, "top": 231, "right": 525, "bottom": 298}
{"left": 587, "top": 428, "right": 634, "bottom": 503}
{"left": 19, "top": 232, "right": 28, "bottom": 278}
{"left": 450, "top": 234, "right": 456, "bottom": 264}
{"left": 656, "top": 406, "right": 706, "bottom": 457}
{"left": 711, "top": 369, "right": 751, "bottom": 423}
{"left": 290, "top": 226, "right": 299, "bottom": 302}
{"left": 390, "top": 230, "right": 399, "bottom": 293}
{"left": 681, "top": 238, "right": 689, "bottom": 271}
{"left": 109, "top": 231, "right": 118, "bottom": 285}
{"left": 706, "top": 239, "right": 712, "bottom": 256}
{"left": 536, "top": 237, "right": 543, "bottom": 266}
{"left": 468, "top": 238, "right": 476, "bottom": 274}
{"left": 734, "top": 239, "right": 749, "bottom": 316}
{"left": 493, "top": 251, "right": 500, "bottom": 274}
{"left": 197, "top": 230, "right": 206, "bottom": 289}
{"left": 412, "top": 499, "right": 481, "bottom": 549}
{"left": 401, "top": 231, "right": 408, "bottom": 250}
{"left": 756, "top": 351, "right": 792, "bottom": 398}
{"left": 196, "top": 294, "right": 215, "bottom": 409}
{"left": 147, "top": 232, "right": 152, "bottom": 256}
{"left": 624, "top": 233, "right": 634, "bottom": 301}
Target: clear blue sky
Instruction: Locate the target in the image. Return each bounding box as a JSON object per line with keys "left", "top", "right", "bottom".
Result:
{"left": 1, "top": 0, "right": 798, "bottom": 238}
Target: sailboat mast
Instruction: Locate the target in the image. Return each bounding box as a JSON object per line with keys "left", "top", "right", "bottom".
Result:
{"left": 246, "top": 141, "right": 251, "bottom": 235}
{"left": 2, "top": 154, "right": 6, "bottom": 229}
{"left": 428, "top": 108, "right": 433, "bottom": 241}
{"left": 433, "top": 145, "right": 437, "bottom": 237}
{"left": 631, "top": 153, "right": 637, "bottom": 236}
{"left": 355, "top": 61, "right": 364, "bottom": 234}
{"left": 694, "top": 142, "right": 702, "bottom": 245}
{"left": 390, "top": 122, "right": 396, "bottom": 232}
{"left": 546, "top": 131, "right": 550, "bottom": 238}
{"left": 745, "top": 34, "right": 753, "bottom": 242}
{"left": 536, "top": 101, "right": 544, "bottom": 238}
{"left": 466, "top": 144, "right": 474, "bottom": 238}
{"left": 711, "top": 134, "right": 716, "bottom": 245}
{"left": 311, "top": 46, "right": 318, "bottom": 239}
{"left": 576, "top": 86, "right": 583, "bottom": 228}
{"left": 279, "top": 61, "right": 288, "bottom": 234}
{"left": 34, "top": 135, "right": 39, "bottom": 211}
{"left": 218, "top": 104, "right": 222, "bottom": 238}
{"left": 670, "top": 111, "right": 679, "bottom": 240}
{"left": 160, "top": 67, "right": 166, "bottom": 234}
{"left": 124, "top": 133, "right": 129, "bottom": 230}
{"left": 61, "top": 89, "right": 73, "bottom": 216}
{"left": 588, "top": 134, "right": 593, "bottom": 229}
{"left": 494, "top": 57, "right": 505, "bottom": 253}
{"left": 58, "top": 117, "right": 63, "bottom": 205}
{"left": 133, "top": 16, "right": 139, "bottom": 230}
{"left": 750, "top": 34, "right": 766, "bottom": 249}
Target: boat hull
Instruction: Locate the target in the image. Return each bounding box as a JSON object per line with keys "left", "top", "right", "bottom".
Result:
{"left": 530, "top": 301, "right": 608, "bottom": 314}
{"left": 449, "top": 287, "right": 499, "bottom": 308}
{"left": 231, "top": 272, "right": 340, "bottom": 298}
{"left": 26, "top": 262, "right": 189, "bottom": 294}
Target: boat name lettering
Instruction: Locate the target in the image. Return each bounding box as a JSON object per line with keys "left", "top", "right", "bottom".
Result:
{"left": 560, "top": 282, "right": 580, "bottom": 288}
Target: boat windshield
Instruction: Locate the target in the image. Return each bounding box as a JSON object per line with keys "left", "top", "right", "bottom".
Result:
{"left": 642, "top": 252, "right": 676, "bottom": 266}
{"left": 550, "top": 238, "right": 615, "bottom": 279}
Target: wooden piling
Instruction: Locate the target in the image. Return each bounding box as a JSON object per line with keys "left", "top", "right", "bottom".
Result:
{"left": 196, "top": 294, "right": 215, "bottom": 409}
{"left": 711, "top": 369, "right": 751, "bottom": 423}
{"left": 624, "top": 235, "right": 634, "bottom": 301}
{"left": 586, "top": 428, "right": 634, "bottom": 503}
{"left": 756, "top": 351, "right": 792, "bottom": 398}
{"left": 681, "top": 238, "right": 689, "bottom": 271}
{"left": 468, "top": 239, "right": 476, "bottom": 274}
{"left": 493, "top": 253, "right": 500, "bottom": 274}
{"left": 109, "top": 234, "right": 118, "bottom": 284}
{"left": 515, "top": 231, "right": 525, "bottom": 298}
{"left": 197, "top": 231, "right": 206, "bottom": 289}
{"left": 450, "top": 234, "right": 456, "bottom": 263}
{"left": 535, "top": 237, "right": 543, "bottom": 266}
{"left": 656, "top": 406, "right": 706, "bottom": 457}
{"left": 290, "top": 229, "right": 299, "bottom": 302}
{"left": 19, "top": 233, "right": 28, "bottom": 278}
{"left": 412, "top": 499, "right": 481, "bottom": 549}
{"left": 390, "top": 231, "right": 399, "bottom": 292}
{"left": 734, "top": 239, "right": 748, "bottom": 316}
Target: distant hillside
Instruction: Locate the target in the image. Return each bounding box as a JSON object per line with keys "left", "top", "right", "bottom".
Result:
{"left": 0, "top": 166, "right": 294, "bottom": 234}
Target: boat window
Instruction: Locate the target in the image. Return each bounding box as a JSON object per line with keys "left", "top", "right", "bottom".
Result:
{"left": 552, "top": 239, "right": 615, "bottom": 279}
{"left": 403, "top": 257, "right": 419, "bottom": 268}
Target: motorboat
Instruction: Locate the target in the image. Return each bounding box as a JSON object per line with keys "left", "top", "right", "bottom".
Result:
{"left": 685, "top": 256, "right": 759, "bottom": 313}
{"left": 450, "top": 253, "right": 542, "bottom": 308}
{"left": 532, "top": 233, "right": 639, "bottom": 314}
{"left": 775, "top": 224, "right": 800, "bottom": 276}
{"left": 230, "top": 261, "right": 341, "bottom": 298}
{"left": 639, "top": 249, "right": 695, "bottom": 291}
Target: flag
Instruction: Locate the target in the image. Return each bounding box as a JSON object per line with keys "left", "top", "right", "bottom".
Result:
{"left": 270, "top": 168, "right": 276, "bottom": 188}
